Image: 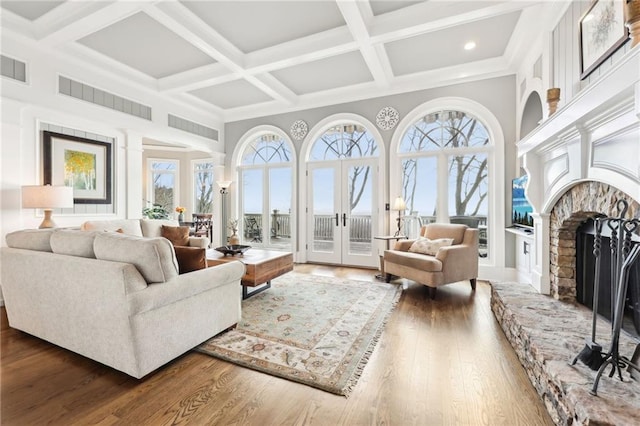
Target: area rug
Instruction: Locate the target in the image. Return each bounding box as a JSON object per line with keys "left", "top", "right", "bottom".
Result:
{"left": 196, "top": 272, "right": 401, "bottom": 396}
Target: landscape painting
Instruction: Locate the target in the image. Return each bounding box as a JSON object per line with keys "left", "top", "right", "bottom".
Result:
{"left": 43, "top": 131, "right": 112, "bottom": 204}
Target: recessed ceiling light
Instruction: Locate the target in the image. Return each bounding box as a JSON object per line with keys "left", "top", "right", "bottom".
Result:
{"left": 464, "top": 41, "right": 476, "bottom": 51}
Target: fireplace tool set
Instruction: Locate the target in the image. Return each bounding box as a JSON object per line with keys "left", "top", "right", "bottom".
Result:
{"left": 571, "top": 200, "right": 640, "bottom": 395}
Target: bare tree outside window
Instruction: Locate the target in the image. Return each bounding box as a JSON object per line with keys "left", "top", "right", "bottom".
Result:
{"left": 194, "top": 162, "right": 214, "bottom": 213}
{"left": 399, "top": 110, "right": 490, "bottom": 257}
{"left": 311, "top": 124, "right": 378, "bottom": 211}
{"left": 151, "top": 161, "right": 177, "bottom": 214}
{"left": 240, "top": 134, "right": 293, "bottom": 250}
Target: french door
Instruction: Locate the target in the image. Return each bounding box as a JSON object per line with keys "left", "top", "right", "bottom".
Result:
{"left": 307, "top": 159, "right": 377, "bottom": 268}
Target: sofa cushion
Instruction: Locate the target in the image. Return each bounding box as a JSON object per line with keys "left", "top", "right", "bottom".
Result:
{"left": 409, "top": 237, "right": 454, "bottom": 256}
{"left": 50, "top": 229, "right": 98, "bottom": 258}
{"left": 140, "top": 219, "right": 179, "bottom": 238}
{"left": 5, "top": 229, "right": 55, "bottom": 252}
{"left": 161, "top": 225, "right": 190, "bottom": 247}
{"left": 81, "top": 219, "right": 143, "bottom": 237}
{"left": 93, "top": 232, "right": 178, "bottom": 283}
{"left": 385, "top": 250, "right": 443, "bottom": 272}
{"left": 173, "top": 246, "right": 207, "bottom": 274}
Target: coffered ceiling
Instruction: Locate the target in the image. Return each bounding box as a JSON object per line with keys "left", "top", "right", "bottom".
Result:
{"left": 1, "top": 1, "right": 561, "bottom": 122}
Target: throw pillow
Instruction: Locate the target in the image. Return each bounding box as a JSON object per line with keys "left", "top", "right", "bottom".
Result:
{"left": 161, "top": 225, "right": 190, "bottom": 247}
{"left": 408, "top": 236, "right": 454, "bottom": 256}
{"left": 173, "top": 246, "right": 207, "bottom": 274}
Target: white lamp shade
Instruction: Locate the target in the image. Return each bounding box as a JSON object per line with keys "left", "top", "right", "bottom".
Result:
{"left": 392, "top": 196, "right": 406, "bottom": 211}
{"left": 22, "top": 185, "right": 74, "bottom": 209}
{"left": 216, "top": 180, "right": 232, "bottom": 190}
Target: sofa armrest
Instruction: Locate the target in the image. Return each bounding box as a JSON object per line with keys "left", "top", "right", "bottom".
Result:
{"left": 393, "top": 239, "right": 416, "bottom": 251}
{"left": 128, "top": 261, "right": 245, "bottom": 315}
{"left": 188, "top": 236, "right": 209, "bottom": 248}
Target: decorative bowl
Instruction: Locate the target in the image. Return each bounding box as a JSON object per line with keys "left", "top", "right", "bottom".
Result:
{"left": 215, "top": 245, "right": 251, "bottom": 256}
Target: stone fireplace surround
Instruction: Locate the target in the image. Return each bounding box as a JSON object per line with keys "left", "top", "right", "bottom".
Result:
{"left": 549, "top": 182, "right": 639, "bottom": 302}
{"left": 492, "top": 48, "right": 640, "bottom": 423}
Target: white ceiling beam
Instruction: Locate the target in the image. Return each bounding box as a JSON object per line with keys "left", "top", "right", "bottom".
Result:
{"left": 225, "top": 56, "right": 511, "bottom": 122}
{"left": 245, "top": 27, "right": 356, "bottom": 74}
{"left": 336, "top": 0, "right": 391, "bottom": 87}
{"left": 36, "top": 1, "right": 147, "bottom": 46}
{"left": 158, "top": 63, "right": 234, "bottom": 93}
{"left": 369, "top": 0, "right": 540, "bottom": 45}
{"left": 246, "top": 73, "right": 297, "bottom": 105}
{"left": 146, "top": 2, "right": 295, "bottom": 103}
{"left": 144, "top": 2, "right": 245, "bottom": 73}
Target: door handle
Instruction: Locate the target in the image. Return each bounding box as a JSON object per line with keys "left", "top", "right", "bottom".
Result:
{"left": 342, "top": 213, "right": 347, "bottom": 227}
{"left": 335, "top": 213, "right": 339, "bottom": 226}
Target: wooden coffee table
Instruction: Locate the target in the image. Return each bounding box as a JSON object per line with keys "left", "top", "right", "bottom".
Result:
{"left": 206, "top": 249, "right": 293, "bottom": 299}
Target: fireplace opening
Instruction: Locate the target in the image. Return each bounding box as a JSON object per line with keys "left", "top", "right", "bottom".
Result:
{"left": 576, "top": 219, "right": 640, "bottom": 338}
{"left": 576, "top": 218, "right": 640, "bottom": 339}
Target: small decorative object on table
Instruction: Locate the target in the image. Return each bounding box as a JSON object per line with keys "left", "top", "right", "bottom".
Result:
{"left": 175, "top": 206, "right": 186, "bottom": 222}
{"left": 228, "top": 218, "right": 240, "bottom": 245}
{"left": 215, "top": 245, "right": 251, "bottom": 256}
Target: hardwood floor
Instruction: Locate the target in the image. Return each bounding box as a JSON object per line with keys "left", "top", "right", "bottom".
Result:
{"left": 1, "top": 265, "right": 553, "bottom": 425}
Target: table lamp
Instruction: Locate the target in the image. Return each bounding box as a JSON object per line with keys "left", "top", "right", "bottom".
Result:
{"left": 392, "top": 196, "right": 406, "bottom": 236}
{"left": 22, "top": 185, "right": 74, "bottom": 228}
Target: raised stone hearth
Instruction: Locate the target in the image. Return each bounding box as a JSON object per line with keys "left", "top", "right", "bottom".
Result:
{"left": 491, "top": 282, "right": 640, "bottom": 425}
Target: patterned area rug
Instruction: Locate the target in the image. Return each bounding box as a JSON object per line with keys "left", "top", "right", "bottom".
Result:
{"left": 196, "top": 272, "right": 401, "bottom": 396}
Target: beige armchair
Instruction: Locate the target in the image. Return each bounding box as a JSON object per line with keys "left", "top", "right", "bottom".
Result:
{"left": 384, "top": 223, "right": 479, "bottom": 299}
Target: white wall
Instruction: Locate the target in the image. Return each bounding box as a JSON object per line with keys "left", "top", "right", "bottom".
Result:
{"left": 225, "top": 75, "right": 517, "bottom": 280}
{"left": 0, "top": 37, "right": 227, "bottom": 304}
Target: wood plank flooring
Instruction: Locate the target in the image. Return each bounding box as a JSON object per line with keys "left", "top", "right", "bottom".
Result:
{"left": 1, "top": 264, "right": 553, "bottom": 425}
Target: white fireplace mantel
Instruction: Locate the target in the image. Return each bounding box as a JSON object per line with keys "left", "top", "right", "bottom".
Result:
{"left": 516, "top": 46, "right": 640, "bottom": 294}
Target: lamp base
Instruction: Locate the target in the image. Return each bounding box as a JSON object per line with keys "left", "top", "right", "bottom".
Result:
{"left": 38, "top": 209, "right": 57, "bottom": 229}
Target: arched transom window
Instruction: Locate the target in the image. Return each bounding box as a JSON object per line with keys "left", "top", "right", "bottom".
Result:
{"left": 310, "top": 124, "right": 379, "bottom": 161}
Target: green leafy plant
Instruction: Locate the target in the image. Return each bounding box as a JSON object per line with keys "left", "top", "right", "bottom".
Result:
{"left": 142, "top": 203, "right": 169, "bottom": 219}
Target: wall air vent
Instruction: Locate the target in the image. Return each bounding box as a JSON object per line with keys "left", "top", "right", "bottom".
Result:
{"left": 58, "top": 76, "right": 152, "bottom": 121}
{"left": 1, "top": 55, "right": 27, "bottom": 82}
{"left": 168, "top": 114, "right": 218, "bottom": 141}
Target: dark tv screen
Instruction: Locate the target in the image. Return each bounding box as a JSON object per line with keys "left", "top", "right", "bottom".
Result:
{"left": 512, "top": 175, "right": 533, "bottom": 228}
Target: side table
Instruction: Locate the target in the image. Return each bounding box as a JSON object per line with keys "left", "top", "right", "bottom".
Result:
{"left": 374, "top": 235, "right": 407, "bottom": 280}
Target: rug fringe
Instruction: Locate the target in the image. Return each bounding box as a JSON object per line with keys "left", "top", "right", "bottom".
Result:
{"left": 341, "top": 286, "right": 402, "bottom": 397}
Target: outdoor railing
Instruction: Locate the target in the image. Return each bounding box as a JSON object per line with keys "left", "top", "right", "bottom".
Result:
{"left": 242, "top": 213, "right": 487, "bottom": 246}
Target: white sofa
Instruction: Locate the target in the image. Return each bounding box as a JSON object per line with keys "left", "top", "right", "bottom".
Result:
{"left": 80, "top": 218, "right": 210, "bottom": 248}
{"left": 0, "top": 221, "right": 244, "bottom": 379}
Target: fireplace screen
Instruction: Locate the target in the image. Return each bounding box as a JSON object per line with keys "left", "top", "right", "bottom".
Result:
{"left": 576, "top": 218, "right": 640, "bottom": 338}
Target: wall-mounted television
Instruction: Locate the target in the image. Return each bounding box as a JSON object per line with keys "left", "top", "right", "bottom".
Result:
{"left": 512, "top": 175, "right": 534, "bottom": 229}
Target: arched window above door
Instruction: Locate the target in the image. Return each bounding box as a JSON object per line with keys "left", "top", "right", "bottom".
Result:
{"left": 399, "top": 110, "right": 490, "bottom": 153}
{"left": 242, "top": 134, "right": 292, "bottom": 165}
{"left": 309, "top": 123, "right": 379, "bottom": 161}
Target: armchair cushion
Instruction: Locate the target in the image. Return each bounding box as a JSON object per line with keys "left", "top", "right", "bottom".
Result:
{"left": 384, "top": 249, "right": 443, "bottom": 272}
{"left": 408, "top": 236, "right": 454, "bottom": 256}
{"left": 161, "top": 225, "right": 190, "bottom": 247}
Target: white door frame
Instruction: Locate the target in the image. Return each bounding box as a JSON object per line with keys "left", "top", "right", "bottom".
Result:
{"left": 298, "top": 113, "right": 386, "bottom": 267}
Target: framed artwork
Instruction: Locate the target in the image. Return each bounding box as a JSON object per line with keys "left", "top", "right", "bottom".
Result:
{"left": 43, "top": 131, "right": 112, "bottom": 204}
{"left": 579, "top": 0, "right": 629, "bottom": 80}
